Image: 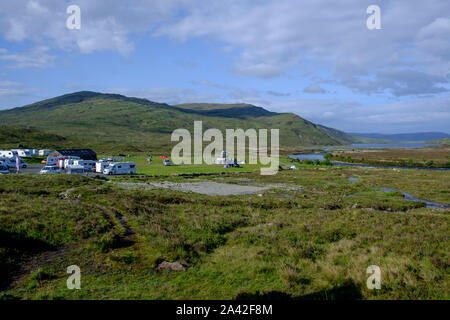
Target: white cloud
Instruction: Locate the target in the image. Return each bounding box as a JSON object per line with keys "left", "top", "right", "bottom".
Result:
{"left": 0, "top": 1, "right": 449, "bottom": 96}
{"left": 0, "top": 80, "right": 38, "bottom": 106}
{"left": 256, "top": 96, "right": 450, "bottom": 133}
{"left": 0, "top": 46, "right": 55, "bottom": 68}
{"left": 304, "top": 84, "right": 327, "bottom": 94}
{"left": 106, "top": 87, "right": 220, "bottom": 105}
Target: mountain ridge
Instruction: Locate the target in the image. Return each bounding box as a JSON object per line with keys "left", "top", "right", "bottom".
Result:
{"left": 0, "top": 91, "right": 353, "bottom": 152}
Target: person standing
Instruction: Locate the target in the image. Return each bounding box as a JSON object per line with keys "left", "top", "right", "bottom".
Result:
{"left": 15, "top": 155, "right": 20, "bottom": 174}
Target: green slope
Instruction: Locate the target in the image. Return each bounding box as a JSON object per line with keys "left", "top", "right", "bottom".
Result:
{"left": 0, "top": 126, "right": 71, "bottom": 149}
{"left": 0, "top": 91, "right": 345, "bottom": 153}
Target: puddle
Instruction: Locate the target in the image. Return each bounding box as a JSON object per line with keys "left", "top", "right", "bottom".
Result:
{"left": 380, "top": 187, "right": 450, "bottom": 209}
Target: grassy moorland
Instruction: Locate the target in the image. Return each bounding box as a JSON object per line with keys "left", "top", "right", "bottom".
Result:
{"left": 0, "top": 165, "right": 448, "bottom": 300}
{"left": 330, "top": 146, "right": 450, "bottom": 168}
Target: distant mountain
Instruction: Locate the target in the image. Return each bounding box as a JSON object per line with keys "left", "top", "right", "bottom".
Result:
{"left": 349, "top": 132, "right": 450, "bottom": 142}
{"left": 0, "top": 91, "right": 353, "bottom": 153}
{"left": 316, "top": 125, "right": 387, "bottom": 144}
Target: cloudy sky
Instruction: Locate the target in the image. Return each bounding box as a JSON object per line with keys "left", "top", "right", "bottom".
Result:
{"left": 0, "top": 0, "right": 449, "bottom": 133}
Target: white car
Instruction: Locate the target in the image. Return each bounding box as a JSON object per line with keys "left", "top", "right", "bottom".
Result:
{"left": 40, "top": 166, "right": 61, "bottom": 174}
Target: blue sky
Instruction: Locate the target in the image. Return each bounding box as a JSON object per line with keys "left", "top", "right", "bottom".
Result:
{"left": 0, "top": 0, "right": 449, "bottom": 133}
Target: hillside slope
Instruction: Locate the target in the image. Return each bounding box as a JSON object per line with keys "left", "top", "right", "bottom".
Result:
{"left": 0, "top": 126, "right": 71, "bottom": 149}
{"left": 0, "top": 91, "right": 345, "bottom": 153}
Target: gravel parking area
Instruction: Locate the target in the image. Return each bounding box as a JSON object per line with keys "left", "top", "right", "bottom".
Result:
{"left": 147, "top": 181, "right": 271, "bottom": 196}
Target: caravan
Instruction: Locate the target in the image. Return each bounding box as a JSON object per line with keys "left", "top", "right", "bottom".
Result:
{"left": 62, "top": 157, "right": 81, "bottom": 169}
{"left": 95, "top": 159, "right": 114, "bottom": 173}
{"left": 12, "top": 149, "right": 32, "bottom": 158}
{"left": 39, "top": 149, "right": 52, "bottom": 156}
{"left": 103, "top": 162, "right": 136, "bottom": 175}
{"left": 73, "top": 159, "right": 96, "bottom": 171}
{"left": 66, "top": 165, "right": 85, "bottom": 175}
{"left": 0, "top": 162, "right": 9, "bottom": 174}
{"left": 0, "top": 150, "right": 18, "bottom": 158}
{"left": 0, "top": 157, "right": 27, "bottom": 169}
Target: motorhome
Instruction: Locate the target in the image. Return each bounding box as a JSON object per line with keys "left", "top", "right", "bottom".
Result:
{"left": 0, "top": 157, "right": 27, "bottom": 169}
{"left": 66, "top": 165, "right": 85, "bottom": 175}
{"left": 103, "top": 162, "right": 136, "bottom": 175}
{"left": 45, "top": 156, "right": 78, "bottom": 168}
{"left": 62, "top": 157, "right": 81, "bottom": 169}
{"left": 0, "top": 150, "right": 18, "bottom": 158}
{"left": 96, "top": 159, "right": 114, "bottom": 173}
{"left": 0, "top": 162, "right": 9, "bottom": 174}
{"left": 73, "top": 160, "right": 96, "bottom": 171}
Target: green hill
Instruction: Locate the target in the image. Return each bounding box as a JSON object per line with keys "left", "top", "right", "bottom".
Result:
{"left": 0, "top": 91, "right": 349, "bottom": 153}
{"left": 0, "top": 126, "right": 71, "bottom": 149}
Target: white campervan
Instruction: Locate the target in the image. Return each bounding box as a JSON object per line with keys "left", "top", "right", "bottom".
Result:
{"left": 103, "top": 162, "right": 136, "bottom": 175}
{"left": 74, "top": 160, "right": 96, "bottom": 171}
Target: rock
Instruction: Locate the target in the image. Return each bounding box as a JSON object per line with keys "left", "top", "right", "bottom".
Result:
{"left": 157, "top": 261, "right": 187, "bottom": 271}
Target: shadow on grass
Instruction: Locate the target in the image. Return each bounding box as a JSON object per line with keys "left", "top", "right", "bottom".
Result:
{"left": 0, "top": 230, "right": 55, "bottom": 289}
{"left": 235, "top": 281, "right": 362, "bottom": 300}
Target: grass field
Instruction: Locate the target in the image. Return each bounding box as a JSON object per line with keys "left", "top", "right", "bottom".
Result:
{"left": 331, "top": 146, "right": 450, "bottom": 168}
{"left": 1, "top": 165, "right": 448, "bottom": 300}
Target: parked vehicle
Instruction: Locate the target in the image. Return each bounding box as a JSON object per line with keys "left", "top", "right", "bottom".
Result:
{"left": 40, "top": 166, "right": 61, "bottom": 174}
{"left": 46, "top": 156, "right": 59, "bottom": 166}
{"left": 39, "top": 149, "right": 52, "bottom": 156}
{"left": 163, "top": 159, "right": 171, "bottom": 166}
{"left": 66, "top": 165, "right": 85, "bottom": 175}
{"left": 73, "top": 160, "right": 96, "bottom": 171}
{"left": 0, "top": 157, "right": 27, "bottom": 169}
{"left": 0, "top": 163, "right": 9, "bottom": 174}
{"left": 12, "top": 149, "right": 32, "bottom": 158}
{"left": 0, "top": 150, "right": 18, "bottom": 158}
{"left": 96, "top": 159, "right": 113, "bottom": 173}
{"left": 62, "top": 157, "right": 81, "bottom": 169}
{"left": 103, "top": 162, "right": 136, "bottom": 175}
{"left": 19, "top": 159, "right": 28, "bottom": 168}
{"left": 0, "top": 157, "right": 15, "bottom": 168}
